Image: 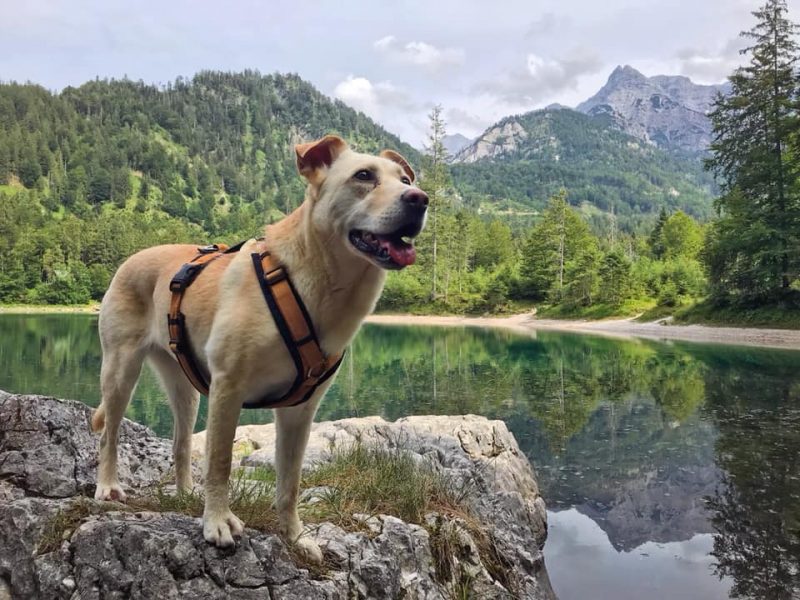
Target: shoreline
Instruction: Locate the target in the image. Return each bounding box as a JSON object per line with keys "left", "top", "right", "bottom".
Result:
{"left": 367, "top": 313, "right": 800, "bottom": 351}
{"left": 0, "top": 304, "right": 99, "bottom": 314}
{"left": 3, "top": 305, "right": 798, "bottom": 350}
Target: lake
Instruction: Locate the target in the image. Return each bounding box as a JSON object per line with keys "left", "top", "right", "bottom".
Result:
{"left": 1, "top": 314, "right": 799, "bottom": 600}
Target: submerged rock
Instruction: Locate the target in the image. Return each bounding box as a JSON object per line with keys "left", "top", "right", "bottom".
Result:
{"left": 0, "top": 391, "right": 555, "bottom": 599}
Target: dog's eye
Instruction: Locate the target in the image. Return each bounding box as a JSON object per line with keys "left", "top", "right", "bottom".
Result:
{"left": 354, "top": 169, "right": 374, "bottom": 181}
{"left": 400, "top": 176, "right": 411, "bottom": 185}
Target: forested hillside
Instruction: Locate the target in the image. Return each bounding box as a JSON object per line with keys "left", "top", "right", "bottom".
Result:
{"left": 0, "top": 70, "right": 417, "bottom": 220}
{"left": 450, "top": 108, "right": 716, "bottom": 231}
{"left": 0, "top": 71, "right": 418, "bottom": 303}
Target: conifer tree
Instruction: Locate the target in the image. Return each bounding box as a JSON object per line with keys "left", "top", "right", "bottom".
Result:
{"left": 706, "top": 0, "right": 800, "bottom": 298}
{"left": 419, "top": 105, "right": 451, "bottom": 300}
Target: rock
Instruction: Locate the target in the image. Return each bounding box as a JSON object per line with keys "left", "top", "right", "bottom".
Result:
{"left": 454, "top": 119, "right": 531, "bottom": 163}
{"left": 441, "top": 133, "right": 472, "bottom": 159}
{"left": 0, "top": 391, "right": 173, "bottom": 498}
{"left": 0, "top": 392, "right": 556, "bottom": 599}
{"left": 576, "top": 65, "right": 730, "bottom": 155}
{"left": 195, "top": 414, "right": 552, "bottom": 599}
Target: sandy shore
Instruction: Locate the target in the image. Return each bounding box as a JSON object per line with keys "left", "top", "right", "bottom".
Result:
{"left": 367, "top": 313, "right": 800, "bottom": 351}
{"left": 0, "top": 304, "right": 100, "bottom": 314}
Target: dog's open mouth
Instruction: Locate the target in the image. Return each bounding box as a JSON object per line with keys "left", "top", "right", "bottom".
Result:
{"left": 349, "top": 223, "right": 419, "bottom": 269}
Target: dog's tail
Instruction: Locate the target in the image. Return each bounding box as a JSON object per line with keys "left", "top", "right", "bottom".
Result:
{"left": 91, "top": 404, "right": 106, "bottom": 432}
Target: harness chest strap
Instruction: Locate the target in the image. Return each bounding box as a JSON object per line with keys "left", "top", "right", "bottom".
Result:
{"left": 167, "top": 243, "right": 343, "bottom": 409}
{"left": 167, "top": 244, "right": 230, "bottom": 396}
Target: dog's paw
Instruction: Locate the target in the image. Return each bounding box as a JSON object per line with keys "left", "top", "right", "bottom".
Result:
{"left": 293, "top": 535, "right": 324, "bottom": 564}
{"left": 203, "top": 510, "right": 245, "bottom": 547}
{"left": 94, "top": 482, "right": 127, "bottom": 502}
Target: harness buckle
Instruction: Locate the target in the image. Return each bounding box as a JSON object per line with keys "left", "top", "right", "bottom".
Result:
{"left": 264, "top": 266, "right": 287, "bottom": 285}
{"left": 197, "top": 244, "right": 221, "bottom": 254}
{"left": 170, "top": 263, "right": 199, "bottom": 292}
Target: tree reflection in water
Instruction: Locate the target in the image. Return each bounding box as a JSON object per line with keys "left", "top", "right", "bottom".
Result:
{"left": 700, "top": 353, "right": 800, "bottom": 600}
{"left": 1, "top": 315, "right": 799, "bottom": 597}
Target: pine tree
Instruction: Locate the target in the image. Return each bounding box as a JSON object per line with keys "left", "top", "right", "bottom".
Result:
{"left": 598, "top": 250, "right": 632, "bottom": 307}
{"left": 705, "top": 0, "right": 800, "bottom": 298}
{"left": 648, "top": 207, "right": 669, "bottom": 259}
{"left": 419, "top": 105, "right": 451, "bottom": 301}
{"left": 520, "top": 191, "right": 598, "bottom": 302}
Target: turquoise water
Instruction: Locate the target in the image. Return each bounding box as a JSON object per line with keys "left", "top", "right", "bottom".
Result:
{"left": 2, "top": 314, "right": 799, "bottom": 599}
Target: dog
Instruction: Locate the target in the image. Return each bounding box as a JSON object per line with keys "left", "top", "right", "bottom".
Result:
{"left": 90, "top": 135, "right": 428, "bottom": 560}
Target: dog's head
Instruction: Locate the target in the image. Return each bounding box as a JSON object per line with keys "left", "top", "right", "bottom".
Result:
{"left": 296, "top": 135, "right": 427, "bottom": 270}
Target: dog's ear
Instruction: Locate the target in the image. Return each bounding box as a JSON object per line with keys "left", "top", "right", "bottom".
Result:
{"left": 296, "top": 135, "right": 348, "bottom": 183}
{"left": 380, "top": 150, "right": 416, "bottom": 183}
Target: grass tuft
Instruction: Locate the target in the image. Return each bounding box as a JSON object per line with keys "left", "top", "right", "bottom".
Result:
{"left": 302, "top": 441, "right": 469, "bottom": 530}
{"left": 37, "top": 497, "right": 124, "bottom": 554}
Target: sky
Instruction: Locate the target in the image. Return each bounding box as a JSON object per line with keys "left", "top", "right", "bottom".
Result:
{"left": 1, "top": 0, "right": 797, "bottom": 147}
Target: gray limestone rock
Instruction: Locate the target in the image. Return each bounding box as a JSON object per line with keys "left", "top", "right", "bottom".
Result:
{"left": 0, "top": 392, "right": 556, "bottom": 599}
{"left": 0, "top": 391, "right": 173, "bottom": 498}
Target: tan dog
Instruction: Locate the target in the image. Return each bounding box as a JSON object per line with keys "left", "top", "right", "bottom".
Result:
{"left": 90, "top": 135, "right": 427, "bottom": 560}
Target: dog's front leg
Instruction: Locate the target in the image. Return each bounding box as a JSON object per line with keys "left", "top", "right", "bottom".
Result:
{"left": 274, "top": 386, "right": 328, "bottom": 563}
{"left": 202, "top": 378, "right": 245, "bottom": 547}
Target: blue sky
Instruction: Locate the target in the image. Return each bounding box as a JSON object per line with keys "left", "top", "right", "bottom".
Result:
{"left": 0, "top": 0, "right": 792, "bottom": 145}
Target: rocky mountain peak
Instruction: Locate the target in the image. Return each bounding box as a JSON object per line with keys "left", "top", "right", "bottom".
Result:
{"left": 441, "top": 133, "right": 472, "bottom": 158}
{"left": 577, "top": 65, "right": 729, "bottom": 155}
{"left": 607, "top": 65, "right": 648, "bottom": 85}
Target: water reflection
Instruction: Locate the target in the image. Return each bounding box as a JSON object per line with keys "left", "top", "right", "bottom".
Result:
{"left": 546, "top": 508, "right": 731, "bottom": 600}
{"left": 1, "top": 315, "right": 799, "bottom": 599}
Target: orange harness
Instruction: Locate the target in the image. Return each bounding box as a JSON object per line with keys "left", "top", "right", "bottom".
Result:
{"left": 167, "top": 242, "right": 344, "bottom": 409}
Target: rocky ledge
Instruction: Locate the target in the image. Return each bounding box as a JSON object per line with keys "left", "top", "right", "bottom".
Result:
{"left": 0, "top": 391, "right": 555, "bottom": 599}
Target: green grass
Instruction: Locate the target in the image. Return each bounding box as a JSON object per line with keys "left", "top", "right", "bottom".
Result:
{"left": 673, "top": 298, "right": 800, "bottom": 329}
{"left": 302, "top": 442, "right": 470, "bottom": 529}
{"left": 377, "top": 299, "right": 537, "bottom": 318}
{"left": 635, "top": 296, "right": 705, "bottom": 322}
{"left": 537, "top": 297, "right": 656, "bottom": 320}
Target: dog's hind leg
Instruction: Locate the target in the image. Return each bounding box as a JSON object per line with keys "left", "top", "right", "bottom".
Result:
{"left": 93, "top": 340, "right": 145, "bottom": 501}
{"left": 274, "top": 386, "right": 329, "bottom": 563}
{"left": 148, "top": 348, "right": 201, "bottom": 493}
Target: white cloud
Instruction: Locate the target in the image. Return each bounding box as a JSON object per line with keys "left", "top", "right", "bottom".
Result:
{"left": 373, "top": 35, "right": 396, "bottom": 52}
{"left": 526, "top": 12, "right": 570, "bottom": 38}
{"left": 333, "top": 75, "right": 417, "bottom": 118}
{"left": 675, "top": 37, "right": 744, "bottom": 83}
{"left": 445, "top": 107, "right": 491, "bottom": 135}
{"left": 334, "top": 76, "right": 379, "bottom": 116}
{"left": 478, "top": 49, "right": 603, "bottom": 106}
{"left": 333, "top": 75, "right": 426, "bottom": 143}
{"left": 373, "top": 35, "right": 464, "bottom": 72}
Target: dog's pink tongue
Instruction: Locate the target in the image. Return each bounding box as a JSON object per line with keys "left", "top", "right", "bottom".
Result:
{"left": 377, "top": 235, "right": 416, "bottom": 266}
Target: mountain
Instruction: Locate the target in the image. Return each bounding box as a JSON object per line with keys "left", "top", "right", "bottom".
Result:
{"left": 0, "top": 71, "right": 419, "bottom": 224}
{"left": 441, "top": 133, "right": 472, "bottom": 158}
{"left": 0, "top": 71, "right": 421, "bottom": 303}
{"left": 577, "top": 65, "right": 729, "bottom": 155}
{"left": 450, "top": 106, "right": 716, "bottom": 228}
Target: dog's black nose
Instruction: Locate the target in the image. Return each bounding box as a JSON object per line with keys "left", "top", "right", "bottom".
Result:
{"left": 401, "top": 189, "right": 429, "bottom": 210}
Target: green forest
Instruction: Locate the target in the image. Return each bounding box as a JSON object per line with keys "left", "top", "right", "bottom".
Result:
{"left": 0, "top": 0, "right": 798, "bottom": 326}
{"left": 450, "top": 108, "right": 717, "bottom": 228}
{"left": 385, "top": 0, "right": 800, "bottom": 325}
